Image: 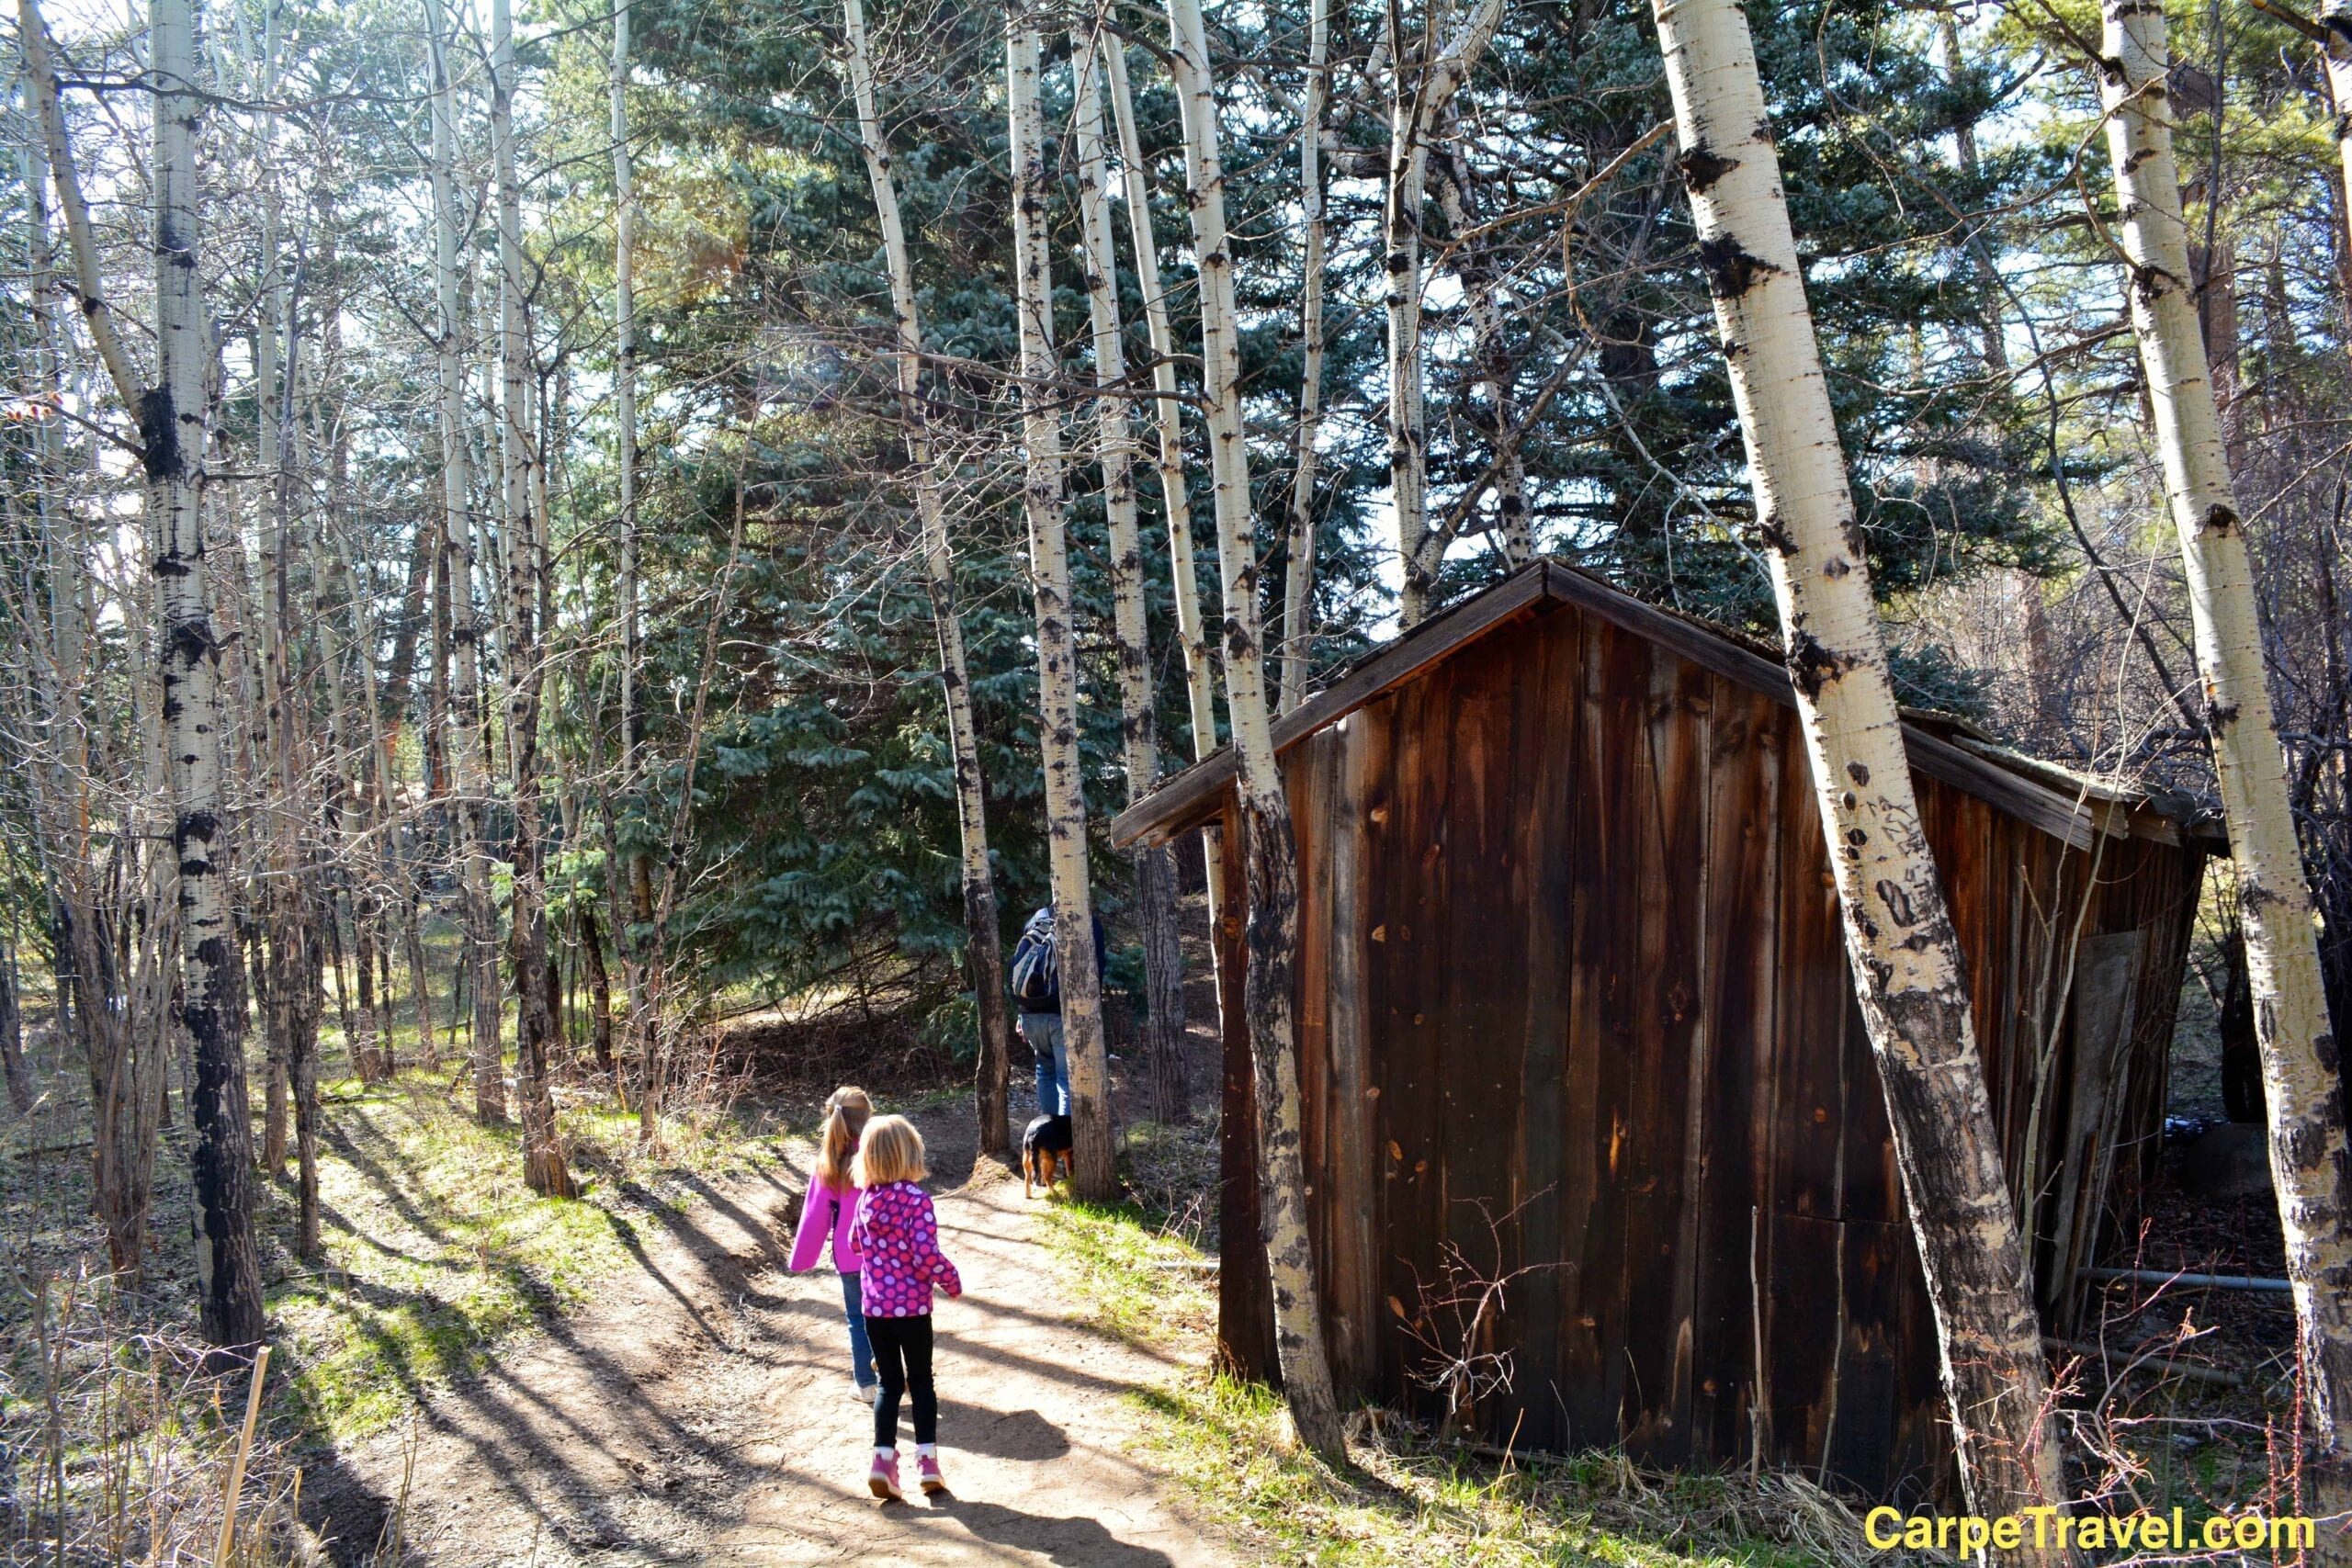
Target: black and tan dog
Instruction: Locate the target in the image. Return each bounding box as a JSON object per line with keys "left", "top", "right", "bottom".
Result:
{"left": 1022, "top": 1113, "right": 1073, "bottom": 1198}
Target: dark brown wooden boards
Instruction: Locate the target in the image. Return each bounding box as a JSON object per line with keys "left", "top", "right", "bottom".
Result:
{"left": 1182, "top": 570, "right": 2206, "bottom": 1499}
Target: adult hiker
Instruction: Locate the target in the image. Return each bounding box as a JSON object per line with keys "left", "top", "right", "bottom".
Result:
{"left": 1007, "top": 904, "right": 1105, "bottom": 1117}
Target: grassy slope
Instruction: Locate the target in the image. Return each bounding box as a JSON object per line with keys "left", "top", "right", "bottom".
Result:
{"left": 270, "top": 1064, "right": 797, "bottom": 1438}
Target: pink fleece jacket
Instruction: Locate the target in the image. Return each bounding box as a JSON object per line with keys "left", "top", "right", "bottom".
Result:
{"left": 787, "top": 1172, "right": 865, "bottom": 1274}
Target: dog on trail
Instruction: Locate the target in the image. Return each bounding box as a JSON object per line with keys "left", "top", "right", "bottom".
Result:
{"left": 1022, "top": 1113, "right": 1073, "bottom": 1199}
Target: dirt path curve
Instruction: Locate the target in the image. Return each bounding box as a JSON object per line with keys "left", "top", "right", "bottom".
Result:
{"left": 313, "top": 1102, "right": 1231, "bottom": 1568}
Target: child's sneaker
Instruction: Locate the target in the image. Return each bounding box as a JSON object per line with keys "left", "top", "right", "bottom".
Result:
{"left": 866, "top": 1450, "right": 902, "bottom": 1501}
{"left": 917, "top": 1452, "right": 946, "bottom": 1495}
{"left": 852, "top": 1379, "right": 877, "bottom": 1404}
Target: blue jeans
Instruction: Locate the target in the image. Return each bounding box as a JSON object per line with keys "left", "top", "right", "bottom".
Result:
{"left": 1022, "top": 1012, "right": 1068, "bottom": 1115}
{"left": 842, "top": 1271, "right": 876, "bottom": 1390}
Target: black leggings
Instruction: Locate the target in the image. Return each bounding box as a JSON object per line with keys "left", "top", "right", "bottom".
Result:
{"left": 867, "top": 1314, "right": 936, "bottom": 1449}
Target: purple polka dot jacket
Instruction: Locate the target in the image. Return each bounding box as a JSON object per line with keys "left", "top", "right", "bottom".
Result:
{"left": 848, "top": 1180, "right": 962, "bottom": 1317}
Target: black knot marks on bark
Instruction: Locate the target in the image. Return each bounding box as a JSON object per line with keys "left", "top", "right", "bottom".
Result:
{"left": 1696, "top": 236, "right": 1779, "bottom": 301}
{"left": 2202, "top": 502, "right": 2239, "bottom": 536}
{"left": 1785, "top": 630, "right": 1844, "bottom": 698}
{"left": 1677, "top": 143, "right": 1738, "bottom": 193}
{"left": 137, "top": 388, "right": 188, "bottom": 481}
{"left": 2317, "top": 1029, "right": 2340, "bottom": 1077}
{"left": 175, "top": 808, "right": 220, "bottom": 850}
{"left": 1752, "top": 512, "right": 1796, "bottom": 557}
{"left": 1846, "top": 760, "right": 1871, "bottom": 786}
{"left": 1875, "top": 877, "right": 1917, "bottom": 928}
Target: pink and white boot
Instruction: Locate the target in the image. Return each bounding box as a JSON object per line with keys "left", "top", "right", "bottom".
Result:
{"left": 866, "top": 1449, "right": 902, "bottom": 1501}
{"left": 917, "top": 1450, "right": 946, "bottom": 1495}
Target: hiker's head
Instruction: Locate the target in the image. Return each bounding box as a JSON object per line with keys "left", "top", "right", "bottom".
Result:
{"left": 854, "top": 1113, "right": 927, "bottom": 1188}
{"left": 817, "top": 1086, "right": 872, "bottom": 1188}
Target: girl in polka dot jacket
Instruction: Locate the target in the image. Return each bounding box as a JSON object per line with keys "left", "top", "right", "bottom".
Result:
{"left": 849, "top": 1114, "right": 963, "bottom": 1500}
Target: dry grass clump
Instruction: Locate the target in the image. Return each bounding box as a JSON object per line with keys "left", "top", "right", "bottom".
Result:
{"left": 5, "top": 1266, "right": 331, "bottom": 1566}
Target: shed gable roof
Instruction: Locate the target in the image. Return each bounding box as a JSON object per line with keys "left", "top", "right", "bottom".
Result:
{"left": 1109, "top": 561, "right": 2200, "bottom": 852}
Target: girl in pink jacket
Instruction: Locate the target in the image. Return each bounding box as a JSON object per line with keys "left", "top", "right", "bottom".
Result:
{"left": 787, "top": 1087, "right": 876, "bottom": 1401}
{"left": 850, "top": 1114, "right": 961, "bottom": 1500}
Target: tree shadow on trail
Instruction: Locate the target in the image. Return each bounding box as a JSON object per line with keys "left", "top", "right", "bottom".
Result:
{"left": 932, "top": 1400, "right": 1070, "bottom": 1460}
{"left": 921, "top": 1495, "right": 1179, "bottom": 1567}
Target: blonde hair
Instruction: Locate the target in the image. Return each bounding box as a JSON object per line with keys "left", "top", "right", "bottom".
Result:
{"left": 815, "top": 1086, "right": 873, "bottom": 1189}
{"left": 854, "top": 1114, "right": 928, "bottom": 1188}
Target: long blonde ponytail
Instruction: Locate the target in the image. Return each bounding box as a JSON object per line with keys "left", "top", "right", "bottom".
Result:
{"left": 816, "top": 1086, "right": 873, "bottom": 1188}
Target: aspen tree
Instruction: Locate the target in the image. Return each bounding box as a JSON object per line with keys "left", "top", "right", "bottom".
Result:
{"left": 28, "top": 0, "right": 245, "bottom": 1328}
{"left": 155, "top": 0, "right": 269, "bottom": 1352}
{"left": 424, "top": 0, "right": 506, "bottom": 1124}
{"left": 1162, "top": 0, "right": 1344, "bottom": 1453}
{"left": 841, "top": 0, "right": 1016, "bottom": 1153}
{"left": 2100, "top": 0, "right": 2352, "bottom": 1458}
{"left": 1071, "top": 27, "right": 1186, "bottom": 1128}
{"left": 1651, "top": 0, "right": 2062, "bottom": 1527}
{"left": 1385, "top": 0, "right": 1503, "bottom": 626}
{"left": 1278, "top": 0, "right": 1330, "bottom": 713}
{"left": 609, "top": 0, "right": 654, "bottom": 1085}
{"left": 1006, "top": 7, "right": 1114, "bottom": 1197}
{"left": 493, "top": 0, "right": 573, "bottom": 1196}
{"left": 1104, "top": 36, "right": 1219, "bottom": 1085}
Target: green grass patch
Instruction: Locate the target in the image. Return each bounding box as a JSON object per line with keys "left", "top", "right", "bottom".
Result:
{"left": 1041, "top": 1146, "right": 1880, "bottom": 1568}
{"left": 263, "top": 1065, "right": 799, "bottom": 1438}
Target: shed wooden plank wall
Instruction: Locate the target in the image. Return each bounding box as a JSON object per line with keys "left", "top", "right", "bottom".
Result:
{"left": 1216, "top": 597, "right": 2202, "bottom": 1500}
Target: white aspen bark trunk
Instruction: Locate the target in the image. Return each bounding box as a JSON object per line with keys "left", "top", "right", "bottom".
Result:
{"left": 1162, "top": 0, "right": 1344, "bottom": 1454}
{"left": 425, "top": 0, "right": 505, "bottom": 1125}
{"left": 1073, "top": 28, "right": 1188, "bottom": 1127}
{"left": 254, "top": 19, "right": 300, "bottom": 1175}
{"left": 1652, "top": 0, "right": 2063, "bottom": 1529}
{"left": 1278, "top": 0, "right": 1330, "bottom": 714}
{"left": 841, "top": 0, "right": 1016, "bottom": 1152}
{"left": 609, "top": 0, "right": 653, "bottom": 1091}
{"left": 1385, "top": 0, "right": 1502, "bottom": 626}
{"left": 2103, "top": 0, "right": 2352, "bottom": 1462}
{"left": 17, "top": 0, "right": 141, "bottom": 424}
{"left": 151, "top": 0, "right": 267, "bottom": 1358}
{"left": 493, "top": 0, "right": 572, "bottom": 1197}
{"left": 1007, "top": 13, "right": 1115, "bottom": 1198}
{"left": 1102, "top": 34, "right": 1228, "bottom": 1034}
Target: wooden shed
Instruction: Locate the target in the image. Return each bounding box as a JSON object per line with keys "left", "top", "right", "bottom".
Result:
{"left": 1111, "top": 562, "right": 2211, "bottom": 1501}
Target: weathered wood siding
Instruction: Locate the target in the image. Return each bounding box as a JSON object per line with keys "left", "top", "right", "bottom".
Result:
{"left": 1218, "top": 596, "right": 2201, "bottom": 1500}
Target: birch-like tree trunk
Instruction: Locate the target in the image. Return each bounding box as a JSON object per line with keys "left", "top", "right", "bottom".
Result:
{"left": 1652, "top": 0, "right": 2061, "bottom": 1527}
{"left": 153, "top": 0, "right": 267, "bottom": 1357}
{"left": 493, "top": 0, "right": 573, "bottom": 1197}
{"left": 841, "top": 0, "right": 1015, "bottom": 1153}
{"left": 2102, "top": 0, "right": 2352, "bottom": 1461}
{"left": 1162, "top": 0, "right": 1344, "bottom": 1454}
{"left": 608, "top": 0, "right": 655, "bottom": 1089}
{"left": 1278, "top": 0, "right": 1330, "bottom": 714}
{"left": 1007, "top": 11, "right": 1114, "bottom": 1198}
{"left": 1385, "top": 0, "right": 1503, "bottom": 626}
{"left": 1072, "top": 28, "right": 1187, "bottom": 1129}
{"left": 425, "top": 0, "right": 506, "bottom": 1124}
{"left": 1104, "top": 34, "right": 1224, "bottom": 1077}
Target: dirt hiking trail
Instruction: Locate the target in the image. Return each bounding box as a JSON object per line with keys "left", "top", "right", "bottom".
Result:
{"left": 314, "top": 1103, "right": 1232, "bottom": 1566}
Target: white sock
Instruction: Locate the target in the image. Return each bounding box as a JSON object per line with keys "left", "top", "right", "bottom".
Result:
{"left": 917, "top": 1443, "right": 937, "bottom": 1458}
{"left": 875, "top": 1446, "right": 895, "bottom": 1460}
